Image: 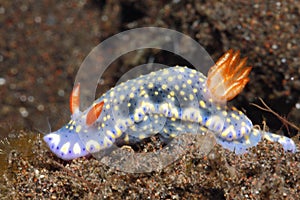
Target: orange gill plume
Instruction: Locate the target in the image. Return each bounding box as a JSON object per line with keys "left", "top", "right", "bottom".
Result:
{"left": 206, "top": 49, "right": 252, "bottom": 103}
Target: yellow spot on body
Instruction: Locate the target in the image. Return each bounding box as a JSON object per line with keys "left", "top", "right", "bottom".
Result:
{"left": 129, "top": 93, "right": 135, "bottom": 98}
{"left": 139, "top": 134, "right": 146, "bottom": 140}
{"left": 171, "top": 108, "right": 179, "bottom": 118}
{"left": 168, "top": 77, "right": 173, "bottom": 82}
{"left": 60, "top": 142, "right": 70, "bottom": 154}
{"left": 103, "top": 116, "right": 107, "bottom": 121}
{"left": 203, "top": 88, "right": 207, "bottom": 93}
{"left": 178, "top": 75, "right": 183, "bottom": 80}
{"left": 162, "top": 84, "right": 167, "bottom": 90}
{"left": 216, "top": 106, "right": 221, "bottom": 110}
{"left": 114, "top": 105, "right": 119, "bottom": 111}
{"left": 226, "top": 118, "right": 231, "bottom": 123}
{"left": 110, "top": 91, "right": 115, "bottom": 97}
{"left": 221, "top": 125, "right": 234, "bottom": 138}
{"left": 114, "top": 126, "right": 122, "bottom": 137}
{"left": 179, "top": 68, "right": 185, "bottom": 72}
{"left": 140, "top": 89, "right": 146, "bottom": 96}
{"left": 187, "top": 79, "right": 192, "bottom": 84}
{"left": 231, "top": 113, "right": 239, "bottom": 120}
{"left": 101, "top": 123, "right": 105, "bottom": 128}
{"left": 84, "top": 129, "right": 88, "bottom": 133}
{"left": 148, "top": 83, "right": 154, "bottom": 89}
{"left": 171, "top": 117, "right": 176, "bottom": 121}
{"left": 170, "top": 91, "right": 175, "bottom": 96}
{"left": 205, "top": 117, "right": 212, "bottom": 127}
{"left": 103, "top": 98, "right": 108, "bottom": 103}
{"left": 154, "top": 91, "right": 159, "bottom": 96}
{"left": 106, "top": 130, "right": 116, "bottom": 139}
{"left": 75, "top": 125, "right": 82, "bottom": 133}
{"left": 199, "top": 77, "right": 204, "bottom": 82}
{"left": 105, "top": 104, "right": 110, "bottom": 109}
{"left": 240, "top": 126, "right": 246, "bottom": 135}
{"left": 174, "top": 85, "right": 179, "bottom": 90}
{"left": 180, "top": 91, "right": 185, "bottom": 96}
{"left": 189, "top": 73, "right": 195, "bottom": 78}
{"left": 244, "top": 135, "right": 251, "bottom": 144}
{"left": 146, "top": 103, "right": 155, "bottom": 112}
{"left": 189, "top": 94, "right": 194, "bottom": 101}
{"left": 120, "top": 95, "right": 125, "bottom": 101}
{"left": 182, "top": 84, "right": 187, "bottom": 88}
{"left": 69, "top": 126, "right": 74, "bottom": 130}
{"left": 73, "top": 143, "right": 81, "bottom": 154}
{"left": 159, "top": 103, "right": 168, "bottom": 112}
{"left": 163, "top": 70, "right": 170, "bottom": 75}
{"left": 131, "top": 87, "right": 136, "bottom": 91}
{"left": 199, "top": 100, "right": 206, "bottom": 108}
{"left": 200, "top": 126, "right": 207, "bottom": 132}
{"left": 65, "top": 126, "right": 69, "bottom": 129}
{"left": 193, "top": 88, "right": 198, "bottom": 93}
{"left": 170, "top": 133, "right": 177, "bottom": 138}
{"left": 157, "top": 76, "right": 162, "bottom": 81}
{"left": 222, "top": 111, "right": 228, "bottom": 116}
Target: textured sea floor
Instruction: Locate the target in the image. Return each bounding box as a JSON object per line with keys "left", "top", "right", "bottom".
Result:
{"left": 0, "top": 0, "right": 299, "bottom": 199}
{"left": 0, "top": 131, "right": 299, "bottom": 199}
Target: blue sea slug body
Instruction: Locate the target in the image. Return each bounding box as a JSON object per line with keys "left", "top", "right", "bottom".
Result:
{"left": 43, "top": 50, "right": 297, "bottom": 160}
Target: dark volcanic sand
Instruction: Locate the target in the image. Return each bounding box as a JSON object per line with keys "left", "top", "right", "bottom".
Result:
{"left": 0, "top": 0, "right": 299, "bottom": 199}
{"left": 1, "top": 131, "right": 299, "bottom": 199}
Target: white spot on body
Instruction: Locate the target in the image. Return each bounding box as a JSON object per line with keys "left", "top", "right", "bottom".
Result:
{"left": 73, "top": 143, "right": 82, "bottom": 154}
{"left": 60, "top": 142, "right": 71, "bottom": 154}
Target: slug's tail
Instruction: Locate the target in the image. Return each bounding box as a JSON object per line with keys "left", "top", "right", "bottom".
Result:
{"left": 214, "top": 128, "right": 297, "bottom": 154}
{"left": 262, "top": 131, "right": 297, "bottom": 153}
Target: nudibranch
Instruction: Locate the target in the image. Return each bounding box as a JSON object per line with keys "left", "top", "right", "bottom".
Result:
{"left": 43, "top": 50, "right": 297, "bottom": 160}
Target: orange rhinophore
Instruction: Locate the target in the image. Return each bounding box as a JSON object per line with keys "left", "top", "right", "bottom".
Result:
{"left": 70, "top": 83, "right": 80, "bottom": 114}
{"left": 206, "top": 49, "right": 252, "bottom": 102}
{"left": 86, "top": 101, "right": 104, "bottom": 126}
